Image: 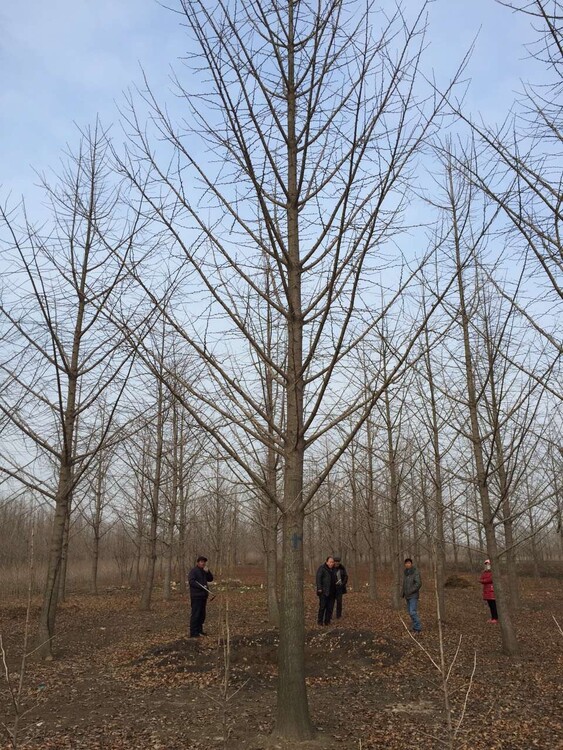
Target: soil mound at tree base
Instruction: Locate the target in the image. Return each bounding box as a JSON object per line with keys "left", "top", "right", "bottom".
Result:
{"left": 444, "top": 575, "right": 473, "bottom": 588}
{"left": 133, "top": 627, "right": 403, "bottom": 682}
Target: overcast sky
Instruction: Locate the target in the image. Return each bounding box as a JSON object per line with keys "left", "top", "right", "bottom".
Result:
{"left": 1, "top": 0, "right": 537, "bottom": 209}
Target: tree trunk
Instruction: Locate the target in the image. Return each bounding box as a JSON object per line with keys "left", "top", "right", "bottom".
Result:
{"left": 275, "top": 509, "right": 314, "bottom": 740}
{"left": 424, "top": 334, "right": 447, "bottom": 619}
{"left": 450, "top": 509, "right": 459, "bottom": 570}
{"left": 465, "top": 515, "right": 475, "bottom": 569}
{"left": 265, "top": 498, "right": 280, "bottom": 625}
{"left": 38, "top": 366, "right": 81, "bottom": 657}
{"left": 164, "top": 403, "right": 179, "bottom": 601}
{"left": 485, "top": 332, "right": 520, "bottom": 609}
{"left": 384, "top": 389, "right": 402, "bottom": 609}
{"left": 350, "top": 444, "right": 360, "bottom": 591}
{"left": 91, "top": 456, "right": 104, "bottom": 595}
{"left": 58, "top": 506, "right": 71, "bottom": 603}
{"left": 178, "top": 423, "right": 188, "bottom": 594}
{"left": 527, "top": 504, "right": 542, "bottom": 579}
{"left": 140, "top": 378, "right": 165, "bottom": 611}
{"left": 273, "top": 3, "right": 314, "bottom": 734}
{"left": 37, "top": 467, "right": 72, "bottom": 659}
{"left": 366, "top": 418, "right": 378, "bottom": 601}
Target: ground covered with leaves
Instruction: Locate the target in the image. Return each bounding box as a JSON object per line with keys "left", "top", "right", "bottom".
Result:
{"left": 1, "top": 568, "right": 562, "bottom": 749}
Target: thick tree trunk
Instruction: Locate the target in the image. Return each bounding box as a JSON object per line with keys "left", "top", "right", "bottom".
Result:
{"left": 37, "top": 467, "right": 72, "bottom": 659}
{"left": 38, "top": 369, "right": 80, "bottom": 657}
{"left": 275, "top": 509, "right": 314, "bottom": 740}
{"left": 273, "top": 3, "right": 314, "bottom": 735}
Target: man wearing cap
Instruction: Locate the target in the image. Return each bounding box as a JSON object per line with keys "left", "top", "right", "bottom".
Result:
{"left": 187, "top": 555, "right": 214, "bottom": 637}
{"left": 333, "top": 557, "right": 349, "bottom": 619}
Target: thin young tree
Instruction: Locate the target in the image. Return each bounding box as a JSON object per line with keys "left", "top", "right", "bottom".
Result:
{"left": 445, "top": 153, "right": 520, "bottom": 655}
{"left": 0, "top": 124, "right": 143, "bottom": 659}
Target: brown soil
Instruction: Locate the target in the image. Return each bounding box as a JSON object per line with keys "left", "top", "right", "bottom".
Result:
{"left": 1, "top": 569, "right": 562, "bottom": 749}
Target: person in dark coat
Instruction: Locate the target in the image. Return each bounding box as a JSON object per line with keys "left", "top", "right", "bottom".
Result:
{"left": 401, "top": 557, "right": 422, "bottom": 633}
{"left": 316, "top": 556, "right": 337, "bottom": 625}
{"left": 333, "top": 556, "right": 348, "bottom": 619}
{"left": 479, "top": 559, "right": 498, "bottom": 623}
{"left": 187, "top": 555, "right": 214, "bottom": 637}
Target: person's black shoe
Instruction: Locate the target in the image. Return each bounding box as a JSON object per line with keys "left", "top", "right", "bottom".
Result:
{"left": 190, "top": 633, "right": 200, "bottom": 638}
{"left": 199, "top": 631, "right": 208, "bottom": 636}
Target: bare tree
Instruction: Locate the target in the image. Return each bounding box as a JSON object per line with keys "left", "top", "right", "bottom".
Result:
{"left": 115, "top": 1, "right": 460, "bottom": 738}
{"left": 449, "top": 1, "right": 563, "bottom": 355}
{"left": 0, "top": 124, "right": 143, "bottom": 658}
{"left": 445, "top": 153, "right": 520, "bottom": 655}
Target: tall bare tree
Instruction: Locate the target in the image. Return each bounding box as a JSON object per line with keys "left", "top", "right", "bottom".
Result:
{"left": 116, "top": 1, "right": 459, "bottom": 738}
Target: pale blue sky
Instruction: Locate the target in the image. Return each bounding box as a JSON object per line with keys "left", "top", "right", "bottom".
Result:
{"left": 0, "top": 0, "right": 537, "bottom": 206}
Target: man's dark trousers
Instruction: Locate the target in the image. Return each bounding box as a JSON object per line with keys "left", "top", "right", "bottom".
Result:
{"left": 336, "top": 592, "right": 344, "bottom": 618}
{"left": 317, "top": 594, "right": 335, "bottom": 625}
{"left": 190, "top": 596, "right": 207, "bottom": 636}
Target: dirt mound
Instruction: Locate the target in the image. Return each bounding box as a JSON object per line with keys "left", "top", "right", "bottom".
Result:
{"left": 444, "top": 574, "right": 473, "bottom": 588}
{"left": 304, "top": 628, "right": 402, "bottom": 676}
{"left": 130, "top": 628, "right": 403, "bottom": 684}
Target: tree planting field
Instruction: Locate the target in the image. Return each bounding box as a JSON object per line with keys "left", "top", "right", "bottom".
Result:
{"left": 1, "top": 567, "right": 562, "bottom": 750}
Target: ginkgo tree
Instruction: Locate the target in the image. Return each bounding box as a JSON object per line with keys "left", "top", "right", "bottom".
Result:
{"left": 117, "top": 0, "right": 459, "bottom": 739}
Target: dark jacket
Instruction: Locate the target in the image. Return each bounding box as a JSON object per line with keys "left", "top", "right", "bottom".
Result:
{"left": 188, "top": 565, "right": 214, "bottom": 598}
{"left": 316, "top": 563, "right": 337, "bottom": 597}
{"left": 401, "top": 566, "right": 421, "bottom": 599}
{"left": 479, "top": 570, "right": 495, "bottom": 600}
{"left": 334, "top": 564, "right": 348, "bottom": 595}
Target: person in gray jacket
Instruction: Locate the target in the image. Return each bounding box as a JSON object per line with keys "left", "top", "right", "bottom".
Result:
{"left": 401, "top": 557, "right": 422, "bottom": 633}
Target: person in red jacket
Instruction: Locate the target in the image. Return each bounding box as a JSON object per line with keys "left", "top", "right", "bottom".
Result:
{"left": 479, "top": 559, "right": 498, "bottom": 623}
